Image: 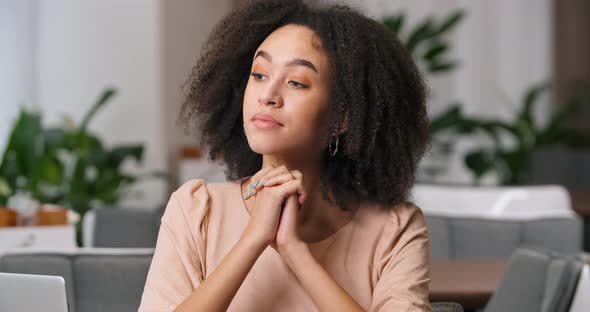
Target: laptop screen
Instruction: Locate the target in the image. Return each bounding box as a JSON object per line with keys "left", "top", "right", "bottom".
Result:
{"left": 0, "top": 272, "right": 69, "bottom": 312}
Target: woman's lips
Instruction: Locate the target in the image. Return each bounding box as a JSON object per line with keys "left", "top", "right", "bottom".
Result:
{"left": 253, "top": 113, "right": 283, "bottom": 130}
{"left": 253, "top": 119, "right": 282, "bottom": 129}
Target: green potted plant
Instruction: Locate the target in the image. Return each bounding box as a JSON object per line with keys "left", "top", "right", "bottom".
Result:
{"left": 454, "top": 84, "right": 590, "bottom": 185}
{"left": 0, "top": 88, "right": 169, "bottom": 245}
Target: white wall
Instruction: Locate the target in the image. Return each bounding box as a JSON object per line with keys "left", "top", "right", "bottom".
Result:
{"left": 160, "top": 0, "right": 233, "bottom": 188}
{"left": 36, "top": 0, "right": 166, "bottom": 208}
{"left": 0, "top": 0, "right": 233, "bottom": 209}
{"left": 0, "top": 0, "right": 38, "bottom": 151}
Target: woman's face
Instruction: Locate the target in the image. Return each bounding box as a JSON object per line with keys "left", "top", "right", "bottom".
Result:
{"left": 243, "top": 24, "right": 332, "bottom": 157}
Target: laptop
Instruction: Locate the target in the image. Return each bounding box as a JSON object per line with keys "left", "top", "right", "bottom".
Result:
{"left": 0, "top": 272, "right": 69, "bottom": 312}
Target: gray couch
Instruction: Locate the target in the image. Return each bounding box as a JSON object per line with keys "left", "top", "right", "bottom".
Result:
{"left": 0, "top": 250, "right": 153, "bottom": 312}
{"left": 425, "top": 215, "right": 583, "bottom": 259}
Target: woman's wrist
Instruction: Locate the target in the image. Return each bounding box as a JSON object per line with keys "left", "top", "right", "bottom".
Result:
{"left": 239, "top": 231, "right": 270, "bottom": 253}
{"left": 278, "top": 241, "right": 310, "bottom": 266}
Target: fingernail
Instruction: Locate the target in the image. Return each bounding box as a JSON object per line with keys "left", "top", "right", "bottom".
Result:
{"left": 252, "top": 180, "right": 260, "bottom": 188}
{"left": 243, "top": 192, "right": 248, "bottom": 199}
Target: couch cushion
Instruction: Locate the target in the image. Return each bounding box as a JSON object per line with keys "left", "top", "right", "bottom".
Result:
{"left": 451, "top": 219, "right": 521, "bottom": 259}
{"left": 425, "top": 215, "right": 583, "bottom": 260}
{"left": 93, "top": 208, "right": 162, "bottom": 248}
{"left": 73, "top": 254, "right": 152, "bottom": 312}
{"left": 424, "top": 216, "right": 452, "bottom": 260}
{"left": 522, "top": 219, "right": 583, "bottom": 254}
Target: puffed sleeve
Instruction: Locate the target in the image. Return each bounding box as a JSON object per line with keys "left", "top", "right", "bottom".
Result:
{"left": 370, "top": 202, "right": 432, "bottom": 312}
{"left": 138, "top": 179, "right": 210, "bottom": 312}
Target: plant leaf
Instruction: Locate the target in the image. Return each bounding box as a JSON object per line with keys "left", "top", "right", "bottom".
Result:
{"left": 428, "top": 60, "right": 458, "bottom": 73}
{"left": 107, "top": 145, "right": 144, "bottom": 169}
{"left": 423, "top": 42, "right": 449, "bottom": 61}
{"left": 465, "top": 150, "right": 496, "bottom": 179}
{"left": 0, "top": 177, "right": 11, "bottom": 197}
{"left": 0, "top": 109, "right": 43, "bottom": 192}
{"left": 66, "top": 130, "right": 104, "bottom": 156}
{"left": 80, "top": 87, "right": 117, "bottom": 131}
{"left": 382, "top": 14, "right": 405, "bottom": 35}
{"left": 37, "top": 154, "right": 64, "bottom": 185}
{"left": 429, "top": 104, "right": 463, "bottom": 133}
{"left": 518, "top": 82, "right": 550, "bottom": 131}
{"left": 406, "top": 17, "right": 434, "bottom": 53}
{"left": 44, "top": 128, "right": 67, "bottom": 151}
{"left": 431, "top": 10, "right": 465, "bottom": 37}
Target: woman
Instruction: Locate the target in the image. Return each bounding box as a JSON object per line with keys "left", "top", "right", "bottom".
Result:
{"left": 139, "top": 0, "right": 432, "bottom": 311}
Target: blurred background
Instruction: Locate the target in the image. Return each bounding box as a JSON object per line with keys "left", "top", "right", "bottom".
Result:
{"left": 0, "top": 1, "right": 589, "bottom": 311}
{"left": 2, "top": 0, "right": 588, "bottom": 212}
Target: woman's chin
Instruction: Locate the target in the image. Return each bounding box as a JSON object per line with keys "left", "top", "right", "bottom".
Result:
{"left": 247, "top": 138, "right": 291, "bottom": 154}
{"left": 249, "top": 144, "right": 284, "bottom": 155}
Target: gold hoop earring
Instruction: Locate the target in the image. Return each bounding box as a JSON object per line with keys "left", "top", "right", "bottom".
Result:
{"left": 329, "top": 135, "right": 339, "bottom": 157}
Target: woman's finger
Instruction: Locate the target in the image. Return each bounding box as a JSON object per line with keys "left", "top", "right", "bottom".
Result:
{"left": 290, "top": 170, "right": 306, "bottom": 205}
{"left": 244, "top": 165, "right": 276, "bottom": 198}
{"left": 258, "top": 172, "right": 294, "bottom": 187}
{"left": 247, "top": 165, "right": 291, "bottom": 197}
{"left": 246, "top": 167, "right": 307, "bottom": 205}
{"left": 257, "top": 169, "right": 306, "bottom": 204}
{"left": 250, "top": 172, "right": 294, "bottom": 197}
{"left": 273, "top": 179, "right": 304, "bottom": 202}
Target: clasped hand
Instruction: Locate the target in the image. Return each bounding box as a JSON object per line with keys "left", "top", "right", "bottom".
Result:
{"left": 241, "top": 165, "right": 308, "bottom": 254}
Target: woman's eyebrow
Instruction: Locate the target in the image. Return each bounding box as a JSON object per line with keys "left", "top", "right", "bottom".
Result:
{"left": 287, "top": 58, "right": 319, "bottom": 74}
{"left": 254, "top": 50, "right": 319, "bottom": 74}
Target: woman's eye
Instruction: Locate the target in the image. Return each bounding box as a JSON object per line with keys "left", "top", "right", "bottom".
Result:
{"left": 289, "top": 81, "right": 308, "bottom": 89}
{"left": 250, "top": 72, "right": 265, "bottom": 80}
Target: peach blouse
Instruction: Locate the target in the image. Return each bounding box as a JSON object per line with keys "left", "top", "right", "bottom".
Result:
{"left": 139, "top": 179, "right": 432, "bottom": 311}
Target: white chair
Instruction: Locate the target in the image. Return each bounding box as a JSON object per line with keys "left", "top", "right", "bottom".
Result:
{"left": 410, "top": 184, "right": 577, "bottom": 220}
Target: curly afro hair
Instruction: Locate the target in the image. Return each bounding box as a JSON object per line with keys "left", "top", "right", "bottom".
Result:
{"left": 180, "top": 0, "right": 431, "bottom": 210}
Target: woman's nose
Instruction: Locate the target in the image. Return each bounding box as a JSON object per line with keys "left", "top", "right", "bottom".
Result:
{"left": 258, "top": 80, "right": 283, "bottom": 107}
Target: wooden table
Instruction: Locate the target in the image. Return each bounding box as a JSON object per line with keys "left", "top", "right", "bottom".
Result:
{"left": 569, "top": 189, "right": 590, "bottom": 251}
{"left": 569, "top": 189, "right": 590, "bottom": 217}
{"left": 429, "top": 260, "right": 507, "bottom": 310}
